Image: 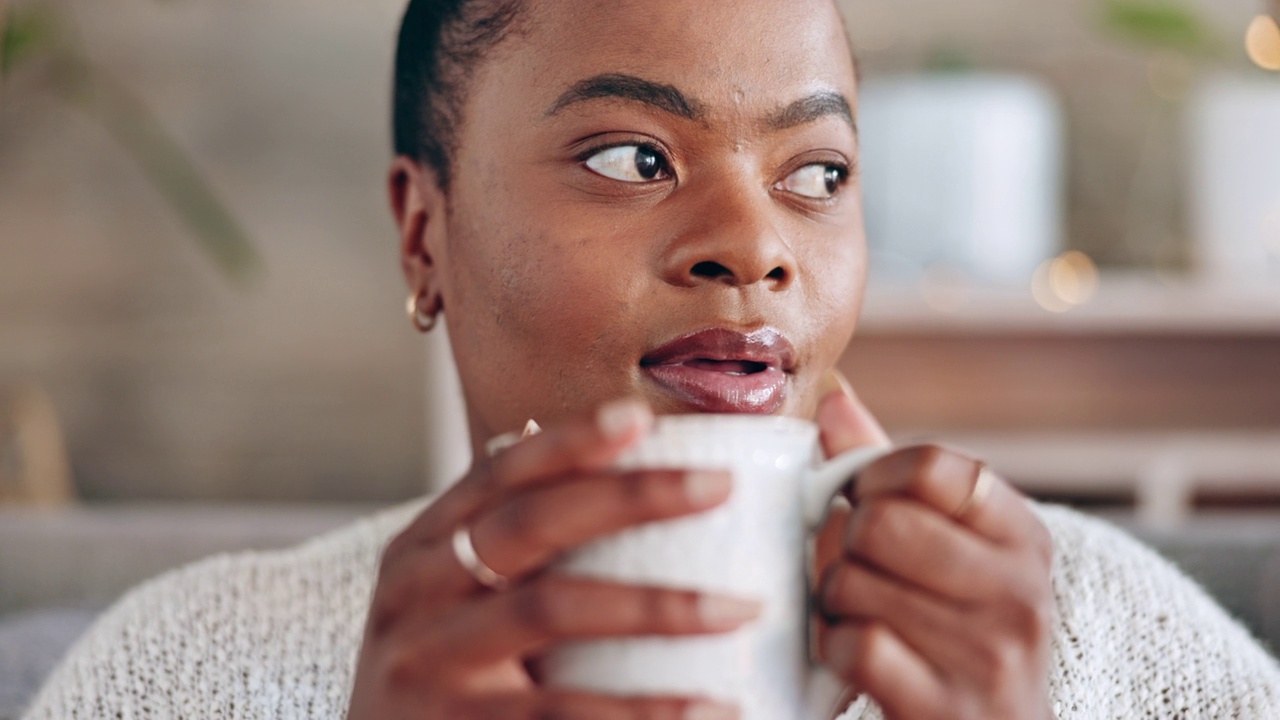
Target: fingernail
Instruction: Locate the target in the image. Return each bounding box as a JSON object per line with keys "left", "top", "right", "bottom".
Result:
{"left": 685, "top": 700, "right": 740, "bottom": 720}
{"left": 597, "top": 399, "right": 651, "bottom": 439}
{"left": 818, "top": 369, "right": 855, "bottom": 402}
{"left": 697, "top": 594, "right": 763, "bottom": 630}
{"left": 521, "top": 419, "right": 542, "bottom": 438}
{"left": 684, "top": 471, "right": 732, "bottom": 509}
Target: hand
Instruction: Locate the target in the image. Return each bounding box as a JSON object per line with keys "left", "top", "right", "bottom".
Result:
{"left": 346, "top": 400, "right": 754, "bottom": 720}
{"left": 813, "top": 378, "right": 1057, "bottom": 720}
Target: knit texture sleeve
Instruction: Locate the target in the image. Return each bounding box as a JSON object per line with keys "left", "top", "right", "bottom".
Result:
{"left": 19, "top": 498, "right": 1280, "bottom": 719}
{"left": 1035, "top": 504, "right": 1280, "bottom": 719}
{"left": 18, "top": 500, "right": 427, "bottom": 720}
{"left": 837, "top": 504, "right": 1280, "bottom": 720}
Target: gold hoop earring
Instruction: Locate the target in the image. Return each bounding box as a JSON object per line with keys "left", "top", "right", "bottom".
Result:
{"left": 406, "top": 294, "right": 438, "bottom": 333}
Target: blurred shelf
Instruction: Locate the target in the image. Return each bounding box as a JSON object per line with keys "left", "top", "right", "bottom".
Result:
{"left": 0, "top": 503, "right": 376, "bottom": 614}
{"left": 860, "top": 273, "right": 1280, "bottom": 335}
{"left": 936, "top": 430, "right": 1280, "bottom": 490}
{"left": 921, "top": 430, "right": 1280, "bottom": 528}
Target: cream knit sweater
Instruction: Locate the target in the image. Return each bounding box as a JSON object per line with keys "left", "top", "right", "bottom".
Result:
{"left": 20, "top": 500, "right": 1280, "bottom": 720}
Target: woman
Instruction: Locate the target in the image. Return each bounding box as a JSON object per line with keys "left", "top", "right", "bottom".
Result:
{"left": 23, "top": 1, "right": 1280, "bottom": 718}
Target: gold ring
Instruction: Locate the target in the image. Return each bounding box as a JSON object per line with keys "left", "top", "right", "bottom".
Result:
{"left": 451, "top": 525, "right": 509, "bottom": 591}
{"left": 953, "top": 464, "right": 996, "bottom": 520}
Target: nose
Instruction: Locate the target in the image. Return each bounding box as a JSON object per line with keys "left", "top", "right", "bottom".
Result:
{"left": 661, "top": 186, "right": 796, "bottom": 291}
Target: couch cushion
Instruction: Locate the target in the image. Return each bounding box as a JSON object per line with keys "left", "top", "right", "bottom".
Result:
{"left": 1137, "top": 523, "right": 1280, "bottom": 658}
{"left": 0, "top": 608, "right": 100, "bottom": 720}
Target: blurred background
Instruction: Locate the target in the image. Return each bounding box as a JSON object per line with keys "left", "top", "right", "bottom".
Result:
{"left": 1, "top": 0, "right": 1279, "bottom": 712}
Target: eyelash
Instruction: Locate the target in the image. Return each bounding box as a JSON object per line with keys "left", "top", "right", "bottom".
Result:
{"left": 577, "top": 141, "right": 854, "bottom": 198}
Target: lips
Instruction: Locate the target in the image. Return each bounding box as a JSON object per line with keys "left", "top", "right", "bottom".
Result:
{"left": 640, "top": 327, "right": 796, "bottom": 414}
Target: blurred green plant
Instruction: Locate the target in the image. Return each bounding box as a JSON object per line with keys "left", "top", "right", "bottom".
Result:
{"left": 0, "top": 0, "right": 262, "bottom": 285}
{"left": 1099, "top": 0, "right": 1222, "bottom": 56}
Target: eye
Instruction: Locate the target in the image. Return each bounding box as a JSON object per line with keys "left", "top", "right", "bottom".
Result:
{"left": 583, "top": 144, "right": 669, "bottom": 183}
{"left": 777, "top": 163, "right": 846, "bottom": 200}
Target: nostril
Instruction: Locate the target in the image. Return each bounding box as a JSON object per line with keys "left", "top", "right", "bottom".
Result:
{"left": 691, "top": 261, "right": 734, "bottom": 281}
{"left": 766, "top": 266, "right": 786, "bottom": 282}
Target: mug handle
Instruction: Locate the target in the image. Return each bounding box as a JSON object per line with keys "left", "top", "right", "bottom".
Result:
{"left": 801, "top": 444, "right": 893, "bottom": 720}
{"left": 803, "top": 446, "right": 892, "bottom": 530}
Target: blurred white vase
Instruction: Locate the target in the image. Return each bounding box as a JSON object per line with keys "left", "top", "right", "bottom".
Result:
{"left": 1189, "top": 76, "right": 1280, "bottom": 284}
{"left": 858, "top": 74, "right": 1066, "bottom": 284}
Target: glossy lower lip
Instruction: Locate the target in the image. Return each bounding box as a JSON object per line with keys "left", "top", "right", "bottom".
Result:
{"left": 640, "top": 327, "right": 795, "bottom": 414}
{"left": 642, "top": 363, "right": 789, "bottom": 414}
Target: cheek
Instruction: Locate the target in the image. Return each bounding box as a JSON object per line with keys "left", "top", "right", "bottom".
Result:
{"left": 497, "top": 234, "right": 636, "bottom": 340}
{"left": 804, "top": 229, "right": 866, "bottom": 340}
{"left": 446, "top": 201, "right": 646, "bottom": 412}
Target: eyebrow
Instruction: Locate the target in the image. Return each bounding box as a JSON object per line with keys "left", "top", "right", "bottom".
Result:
{"left": 767, "top": 92, "right": 856, "bottom": 133}
{"left": 546, "top": 73, "right": 706, "bottom": 121}
{"left": 545, "top": 73, "right": 855, "bottom": 134}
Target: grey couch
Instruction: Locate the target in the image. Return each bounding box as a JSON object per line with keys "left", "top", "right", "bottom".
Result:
{"left": 1, "top": 506, "right": 1277, "bottom": 720}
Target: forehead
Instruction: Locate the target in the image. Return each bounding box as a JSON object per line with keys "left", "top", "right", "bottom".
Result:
{"left": 497, "top": 0, "right": 857, "bottom": 116}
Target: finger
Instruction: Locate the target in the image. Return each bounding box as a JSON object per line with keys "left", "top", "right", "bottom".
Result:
{"left": 469, "top": 468, "right": 733, "bottom": 583}
{"left": 855, "top": 445, "right": 1044, "bottom": 547}
{"left": 816, "top": 370, "right": 891, "bottom": 459}
{"left": 431, "top": 578, "right": 762, "bottom": 666}
{"left": 451, "top": 692, "right": 740, "bottom": 720}
{"left": 405, "top": 399, "right": 654, "bottom": 545}
{"left": 813, "top": 503, "right": 852, "bottom": 587}
{"left": 823, "top": 622, "right": 945, "bottom": 720}
{"left": 377, "top": 468, "right": 733, "bottom": 603}
{"left": 809, "top": 502, "right": 851, "bottom": 666}
{"left": 823, "top": 560, "right": 1055, "bottom": 708}
{"left": 841, "top": 497, "right": 1009, "bottom": 602}
{"left": 820, "top": 560, "right": 977, "bottom": 676}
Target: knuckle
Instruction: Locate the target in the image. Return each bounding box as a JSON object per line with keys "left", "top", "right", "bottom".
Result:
{"left": 818, "top": 563, "right": 846, "bottom": 609}
{"left": 515, "top": 581, "right": 571, "bottom": 634}
{"left": 851, "top": 623, "right": 890, "bottom": 678}
{"left": 369, "top": 576, "right": 414, "bottom": 637}
{"left": 379, "top": 532, "right": 413, "bottom": 568}
{"left": 1011, "top": 594, "right": 1057, "bottom": 643}
{"left": 497, "top": 494, "right": 544, "bottom": 544}
{"left": 1031, "top": 520, "right": 1056, "bottom": 567}
{"left": 997, "top": 570, "right": 1056, "bottom": 638}
{"left": 487, "top": 451, "right": 522, "bottom": 492}
{"left": 972, "top": 637, "right": 1024, "bottom": 691}
{"left": 620, "top": 470, "right": 673, "bottom": 517}
{"left": 848, "top": 501, "right": 899, "bottom": 555}
{"left": 904, "top": 444, "right": 948, "bottom": 492}
{"left": 649, "top": 589, "right": 698, "bottom": 630}
{"left": 822, "top": 562, "right": 863, "bottom": 615}
{"left": 382, "top": 646, "right": 431, "bottom": 692}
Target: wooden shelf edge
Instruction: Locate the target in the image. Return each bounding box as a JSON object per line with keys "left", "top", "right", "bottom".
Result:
{"left": 860, "top": 273, "right": 1280, "bottom": 335}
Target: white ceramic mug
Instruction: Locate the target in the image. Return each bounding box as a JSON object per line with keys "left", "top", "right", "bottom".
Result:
{"left": 543, "top": 415, "right": 890, "bottom": 720}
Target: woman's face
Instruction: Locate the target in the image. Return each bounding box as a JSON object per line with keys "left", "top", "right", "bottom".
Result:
{"left": 402, "top": 0, "right": 865, "bottom": 450}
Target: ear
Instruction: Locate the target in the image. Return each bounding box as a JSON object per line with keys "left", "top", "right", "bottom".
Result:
{"left": 390, "top": 156, "right": 448, "bottom": 315}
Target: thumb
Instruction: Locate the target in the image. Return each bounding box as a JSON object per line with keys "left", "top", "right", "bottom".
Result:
{"left": 816, "top": 370, "right": 891, "bottom": 458}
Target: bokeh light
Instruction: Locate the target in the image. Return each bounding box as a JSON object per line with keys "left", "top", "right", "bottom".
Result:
{"left": 1246, "top": 14, "right": 1280, "bottom": 71}
{"left": 1032, "top": 251, "right": 1100, "bottom": 313}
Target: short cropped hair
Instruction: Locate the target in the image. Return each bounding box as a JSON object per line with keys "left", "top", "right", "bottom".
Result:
{"left": 392, "top": 0, "right": 524, "bottom": 190}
